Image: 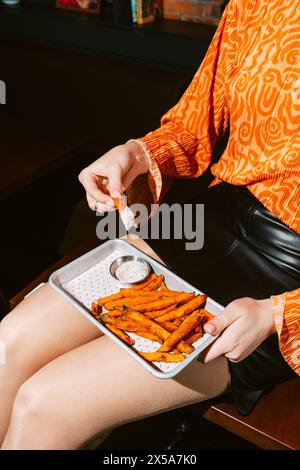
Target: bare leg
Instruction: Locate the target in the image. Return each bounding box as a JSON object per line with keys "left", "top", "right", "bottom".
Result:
{"left": 0, "top": 284, "right": 101, "bottom": 443}
{"left": 2, "top": 335, "right": 230, "bottom": 450}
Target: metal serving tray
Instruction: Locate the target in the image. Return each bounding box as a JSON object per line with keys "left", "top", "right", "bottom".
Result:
{"left": 49, "top": 239, "right": 223, "bottom": 379}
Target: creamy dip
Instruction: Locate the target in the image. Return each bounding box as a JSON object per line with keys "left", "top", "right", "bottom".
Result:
{"left": 115, "top": 260, "right": 149, "bottom": 283}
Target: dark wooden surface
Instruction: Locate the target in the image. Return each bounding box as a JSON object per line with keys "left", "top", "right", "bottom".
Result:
{"left": 9, "top": 236, "right": 300, "bottom": 450}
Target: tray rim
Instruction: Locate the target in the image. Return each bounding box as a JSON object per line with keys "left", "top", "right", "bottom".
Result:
{"left": 49, "top": 238, "right": 223, "bottom": 379}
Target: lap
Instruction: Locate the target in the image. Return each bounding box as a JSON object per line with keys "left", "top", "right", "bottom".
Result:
{"left": 20, "top": 334, "right": 229, "bottom": 447}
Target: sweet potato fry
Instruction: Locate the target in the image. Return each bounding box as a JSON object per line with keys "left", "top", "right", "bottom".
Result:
{"left": 98, "top": 292, "right": 123, "bottom": 305}
{"left": 104, "top": 309, "right": 125, "bottom": 318}
{"left": 129, "top": 293, "right": 195, "bottom": 312}
{"left": 90, "top": 302, "right": 102, "bottom": 319}
{"left": 105, "top": 324, "right": 135, "bottom": 346}
{"left": 172, "top": 315, "right": 189, "bottom": 327}
{"left": 161, "top": 321, "right": 178, "bottom": 332}
{"left": 203, "top": 310, "right": 215, "bottom": 321}
{"left": 146, "top": 306, "right": 175, "bottom": 319}
{"left": 126, "top": 309, "right": 193, "bottom": 354}
{"left": 103, "top": 316, "right": 141, "bottom": 332}
{"left": 143, "top": 274, "right": 164, "bottom": 291}
{"left": 155, "top": 295, "right": 207, "bottom": 322}
{"left": 159, "top": 310, "right": 205, "bottom": 352}
{"left": 160, "top": 281, "right": 169, "bottom": 290}
{"left": 130, "top": 273, "right": 157, "bottom": 290}
{"left": 119, "top": 289, "right": 184, "bottom": 299}
{"left": 185, "top": 331, "right": 203, "bottom": 345}
{"left": 104, "top": 296, "right": 162, "bottom": 310}
{"left": 140, "top": 352, "right": 185, "bottom": 363}
{"left": 135, "top": 331, "right": 163, "bottom": 343}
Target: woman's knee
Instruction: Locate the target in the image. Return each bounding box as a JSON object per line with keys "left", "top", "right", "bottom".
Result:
{"left": 9, "top": 379, "right": 55, "bottom": 437}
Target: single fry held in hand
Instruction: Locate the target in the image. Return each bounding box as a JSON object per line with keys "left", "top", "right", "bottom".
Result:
{"left": 90, "top": 272, "right": 214, "bottom": 365}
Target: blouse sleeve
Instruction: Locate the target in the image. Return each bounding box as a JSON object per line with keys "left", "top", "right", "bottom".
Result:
{"left": 271, "top": 288, "right": 300, "bottom": 376}
{"left": 127, "top": 0, "right": 239, "bottom": 207}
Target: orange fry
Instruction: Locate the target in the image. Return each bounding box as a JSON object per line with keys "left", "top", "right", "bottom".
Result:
{"left": 144, "top": 274, "right": 164, "bottom": 291}
{"left": 104, "top": 296, "right": 162, "bottom": 310}
{"left": 130, "top": 293, "right": 195, "bottom": 312}
{"left": 119, "top": 289, "right": 184, "bottom": 298}
{"left": 130, "top": 273, "right": 157, "bottom": 290}
{"left": 185, "top": 331, "right": 203, "bottom": 345}
{"left": 103, "top": 316, "right": 141, "bottom": 332}
{"left": 203, "top": 310, "right": 215, "bottom": 321}
{"left": 162, "top": 321, "right": 178, "bottom": 332}
{"left": 146, "top": 306, "right": 175, "bottom": 319}
{"left": 135, "top": 331, "right": 163, "bottom": 343}
{"left": 160, "top": 281, "right": 169, "bottom": 290}
{"left": 140, "top": 352, "right": 185, "bottom": 363}
{"left": 105, "top": 324, "right": 135, "bottom": 346}
{"left": 155, "top": 295, "right": 207, "bottom": 322}
{"left": 104, "top": 309, "right": 125, "bottom": 318}
{"left": 98, "top": 292, "right": 123, "bottom": 305}
{"left": 126, "top": 309, "right": 193, "bottom": 354}
{"left": 159, "top": 310, "right": 205, "bottom": 352}
{"left": 90, "top": 302, "right": 102, "bottom": 319}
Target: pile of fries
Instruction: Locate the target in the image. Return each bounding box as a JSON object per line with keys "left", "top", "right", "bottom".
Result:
{"left": 90, "top": 273, "right": 213, "bottom": 364}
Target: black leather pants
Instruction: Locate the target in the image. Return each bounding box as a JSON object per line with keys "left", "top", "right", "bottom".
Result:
{"left": 147, "top": 182, "right": 300, "bottom": 416}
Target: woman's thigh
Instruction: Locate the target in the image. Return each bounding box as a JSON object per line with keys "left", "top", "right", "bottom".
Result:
{"left": 0, "top": 283, "right": 101, "bottom": 377}
{"left": 4, "top": 335, "right": 230, "bottom": 450}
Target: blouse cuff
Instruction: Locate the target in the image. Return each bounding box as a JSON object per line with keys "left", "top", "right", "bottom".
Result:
{"left": 271, "top": 288, "right": 300, "bottom": 376}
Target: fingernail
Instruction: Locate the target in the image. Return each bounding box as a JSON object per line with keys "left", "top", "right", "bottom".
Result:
{"left": 204, "top": 323, "right": 215, "bottom": 334}
{"left": 110, "top": 190, "right": 122, "bottom": 198}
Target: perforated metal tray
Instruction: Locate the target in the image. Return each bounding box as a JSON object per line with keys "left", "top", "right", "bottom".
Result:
{"left": 49, "top": 239, "right": 223, "bottom": 379}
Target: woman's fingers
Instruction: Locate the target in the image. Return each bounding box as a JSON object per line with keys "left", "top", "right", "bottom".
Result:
{"left": 79, "top": 170, "right": 115, "bottom": 208}
{"left": 200, "top": 302, "right": 242, "bottom": 363}
{"left": 200, "top": 332, "right": 234, "bottom": 363}
{"left": 106, "top": 165, "right": 124, "bottom": 198}
{"left": 86, "top": 194, "right": 116, "bottom": 213}
{"left": 204, "top": 302, "right": 241, "bottom": 335}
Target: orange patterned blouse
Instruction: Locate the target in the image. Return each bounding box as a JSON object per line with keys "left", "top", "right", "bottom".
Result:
{"left": 132, "top": 0, "right": 300, "bottom": 374}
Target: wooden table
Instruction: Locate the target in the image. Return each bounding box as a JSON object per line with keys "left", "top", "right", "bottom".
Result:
{"left": 10, "top": 236, "right": 300, "bottom": 450}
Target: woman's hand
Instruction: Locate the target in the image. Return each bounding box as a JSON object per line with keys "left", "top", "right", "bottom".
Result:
{"left": 78, "top": 141, "right": 149, "bottom": 212}
{"left": 200, "top": 297, "right": 276, "bottom": 363}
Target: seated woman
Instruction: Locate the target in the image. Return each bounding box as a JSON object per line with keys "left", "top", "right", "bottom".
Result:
{"left": 0, "top": 0, "right": 299, "bottom": 450}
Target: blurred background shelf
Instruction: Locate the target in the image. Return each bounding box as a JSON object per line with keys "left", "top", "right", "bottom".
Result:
{"left": 0, "top": 2, "right": 216, "bottom": 71}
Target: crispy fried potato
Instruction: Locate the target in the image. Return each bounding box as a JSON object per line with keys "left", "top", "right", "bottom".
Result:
{"left": 119, "top": 289, "right": 183, "bottom": 298}
{"left": 103, "top": 316, "right": 141, "bottom": 332}
{"left": 160, "top": 281, "right": 169, "bottom": 290}
{"left": 140, "top": 352, "right": 185, "bottom": 363}
{"left": 146, "top": 306, "right": 175, "bottom": 319}
{"left": 135, "top": 331, "right": 163, "bottom": 343}
{"left": 130, "top": 273, "right": 157, "bottom": 290}
{"left": 98, "top": 292, "right": 123, "bottom": 305}
{"left": 104, "top": 309, "right": 125, "bottom": 318}
{"left": 159, "top": 310, "right": 205, "bottom": 352}
{"left": 129, "top": 293, "right": 195, "bottom": 312}
{"left": 144, "top": 274, "right": 164, "bottom": 291}
{"left": 126, "top": 309, "right": 193, "bottom": 354}
{"left": 203, "top": 310, "right": 215, "bottom": 321}
{"left": 161, "top": 321, "right": 178, "bottom": 332}
{"left": 105, "top": 324, "right": 135, "bottom": 346}
{"left": 90, "top": 302, "right": 102, "bottom": 319}
{"left": 185, "top": 331, "right": 203, "bottom": 345}
{"left": 155, "top": 295, "right": 207, "bottom": 322}
{"left": 104, "top": 296, "right": 162, "bottom": 310}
